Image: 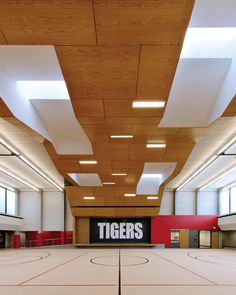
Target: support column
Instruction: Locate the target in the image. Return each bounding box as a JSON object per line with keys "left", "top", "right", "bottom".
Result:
{"left": 195, "top": 190, "right": 198, "bottom": 215}
{"left": 60, "top": 231, "right": 65, "bottom": 245}
{"left": 14, "top": 231, "right": 20, "bottom": 249}
{"left": 38, "top": 189, "right": 43, "bottom": 247}
{"left": 173, "top": 190, "right": 176, "bottom": 215}
{"left": 61, "top": 189, "right": 66, "bottom": 245}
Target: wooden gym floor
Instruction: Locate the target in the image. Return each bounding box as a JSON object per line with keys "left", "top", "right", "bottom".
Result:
{"left": 0, "top": 247, "right": 236, "bottom": 294}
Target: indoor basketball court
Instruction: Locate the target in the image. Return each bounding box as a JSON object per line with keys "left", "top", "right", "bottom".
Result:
{"left": 0, "top": 248, "right": 236, "bottom": 295}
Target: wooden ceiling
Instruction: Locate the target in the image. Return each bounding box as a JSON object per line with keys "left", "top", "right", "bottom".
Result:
{"left": 0, "top": 0, "right": 215, "bottom": 207}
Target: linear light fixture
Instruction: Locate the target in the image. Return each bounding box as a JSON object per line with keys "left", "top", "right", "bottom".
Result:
{"left": 83, "top": 196, "right": 95, "bottom": 200}
{"left": 142, "top": 174, "right": 162, "bottom": 178}
{"left": 0, "top": 182, "right": 15, "bottom": 191}
{"left": 0, "top": 137, "right": 63, "bottom": 191}
{"left": 132, "top": 101, "right": 165, "bottom": 108}
{"left": 112, "top": 173, "right": 127, "bottom": 176}
{"left": 176, "top": 135, "right": 236, "bottom": 191}
{"left": 221, "top": 180, "right": 236, "bottom": 191}
{"left": 0, "top": 166, "right": 40, "bottom": 191}
{"left": 0, "top": 138, "right": 20, "bottom": 155}
{"left": 19, "top": 155, "right": 63, "bottom": 191}
{"left": 217, "top": 136, "right": 236, "bottom": 154}
{"left": 199, "top": 166, "right": 236, "bottom": 192}
{"left": 147, "top": 196, "right": 159, "bottom": 200}
{"left": 124, "top": 193, "right": 136, "bottom": 197}
{"left": 103, "top": 182, "right": 116, "bottom": 185}
{"left": 176, "top": 155, "right": 217, "bottom": 191}
{"left": 79, "top": 160, "right": 97, "bottom": 165}
{"left": 110, "top": 135, "right": 133, "bottom": 139}
{"left": 146, "top": 143, "right": 166, "bottom": 148}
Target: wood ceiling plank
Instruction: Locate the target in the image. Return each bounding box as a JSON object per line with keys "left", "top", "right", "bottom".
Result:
{"left": 93, "top": 143, "right": 130, "bottom": 160}
{"left": 112, "top": 160, "right": 144, "bottom": 174}
{"left": 94, "top": 0, "right": 195, "bottom": 45}
{"left": 137, "top": 45, "right": 182, "bottom": 99}
{"left": 129, "top": 143, "right": 166, "bottom": 160}
{"left": 0, "top": 0, "right": 96, "bottom": 45}
{"left": 106, "top": 117, "right": 160, "bottom": 125}
{"left": 222, "top": 95, "right": 236, "bottom": 117}
{"left": 72, "top": 100, "right": 105, "bottom": 118}
{"left": 0, "top": 30, "right": 7, "bottom": 44}
{"left": 0, "top": 98, "right": 13, "bottom": 116}
{"left": 56, "top": 45, "right": 140, "bottom": 99}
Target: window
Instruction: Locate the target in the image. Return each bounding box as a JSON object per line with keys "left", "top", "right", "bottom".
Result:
{"left": 0, "top": 187, "right": 17, "bottom": 215}
{"left": 0, "top": 187, "right": 5, "bottom": 213}
{"left": 230, "top": 187, "right": 236, "bottom": 213}
{"left": 219, "top": 189, "right": 230, "bottom": 215}
{"left": 6, "top": 190, "right": 16, "bottom": 215}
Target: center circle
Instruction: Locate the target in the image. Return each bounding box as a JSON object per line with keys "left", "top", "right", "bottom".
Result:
{"left": 90, "top": 255, "right": 149, "bottom": 266}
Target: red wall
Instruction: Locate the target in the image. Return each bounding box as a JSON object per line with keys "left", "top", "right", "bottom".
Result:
{"left": 151, "top": 215, "right": 219, "bottom": 247}
{"left": 25, "top": 231, "right": 73, "bottom": 247}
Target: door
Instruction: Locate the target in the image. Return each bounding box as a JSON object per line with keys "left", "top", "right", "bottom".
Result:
{"left": 171, "top": 230, "right": 180, "bottom": 248}
{"left": 189, "top": 230, "right": 199, "bottom": 248}
{"left": 211, "top": 231, "right": 219, "bottom": 248}
{"left": 0, "top": 231, "right": 5, "bottom": 248}
{"left": 179, "top": 230, "right": 189, "bottom": 248}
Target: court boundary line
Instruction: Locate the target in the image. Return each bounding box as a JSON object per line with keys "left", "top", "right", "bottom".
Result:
{"left": 151, "top": 252, "right": 217, "bottom": 286}
{"left": 18, "top": 252, "right": 89, "bottom": 286}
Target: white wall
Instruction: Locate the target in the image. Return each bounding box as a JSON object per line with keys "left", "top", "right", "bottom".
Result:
{"left": 160, "top": 191, "right": 174, "bottom": 215}
{"left": 42, "top": 191, "right": 64, "bottom": 231}
{"left": 160, "top": 190, "right": 218, "bottom": 216}
{"left": 19, "top": 190, "right": 73, "bottom": 232}
{"left": 197, "top": 191, "right": 218, "bottom": 215}
{"left": 175, "top": 191, "right": 196, "bottom": 215}
{"left": 19, "top": 191, "right": 41, "bottom": 231}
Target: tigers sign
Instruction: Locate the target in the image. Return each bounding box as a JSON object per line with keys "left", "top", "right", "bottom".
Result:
{"left": 90, "top": 218, "right": 150, "bottom": 243}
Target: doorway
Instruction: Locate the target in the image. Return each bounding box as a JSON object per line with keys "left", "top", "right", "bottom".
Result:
{"left": 0, "top": 231, "right": 5, "bottom": 248}
{"left": 199, "top": 230, "right": 211, "bottom": 248}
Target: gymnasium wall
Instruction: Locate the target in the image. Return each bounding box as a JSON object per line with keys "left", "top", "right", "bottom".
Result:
{"left": 151, "top": 215, "right": 219, "bottom": 247}
{"left": 160, "top": 190, "right": 218, "bottom": 215}
{"left": 19, "top": 190, "right": 73, "bottom": 231}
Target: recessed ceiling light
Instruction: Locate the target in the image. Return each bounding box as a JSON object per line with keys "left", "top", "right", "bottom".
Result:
{"left": 79, "top": 161, "right": 97, "bottom": 164}
{"left": 124, "top": 193, "right": 136, "bottom": 197}
{"left": 110, "top": 135, "right": 133, "bottom": 138}
{"left": 142, "top": 174, "right": 162, "bottom": 178}
{"left": 112, "top": 173, "right": 127, "bottom": 176}
{"left": 132, "top": 101, "right": 165, "bottom": 108}
{"left": 103, "top": 182, "right": 116, "bottom": 185}
{"left": 147, "top": 196, "right": 159, "bottom": 200}
{"left": 146, "top": 143, "right": 166, "bottom": 148}
{"left": 83, "top": 196, "right": 95, "bottom": 200}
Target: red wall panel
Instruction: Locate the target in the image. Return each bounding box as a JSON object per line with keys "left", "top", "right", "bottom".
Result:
{"left": 151, "top": 215, "right": 219, "bottom": 247}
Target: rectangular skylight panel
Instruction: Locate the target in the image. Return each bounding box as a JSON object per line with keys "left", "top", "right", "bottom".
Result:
{"left": 17, "top": 81, "right": 70, "bottom": 100}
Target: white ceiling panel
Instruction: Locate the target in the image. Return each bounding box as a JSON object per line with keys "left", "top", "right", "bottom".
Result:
{"left": 159, "top": 58, "right": 231, "bottom": 127}
{"left": 68, "top": 173, "right": 102, "bottom": 187}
